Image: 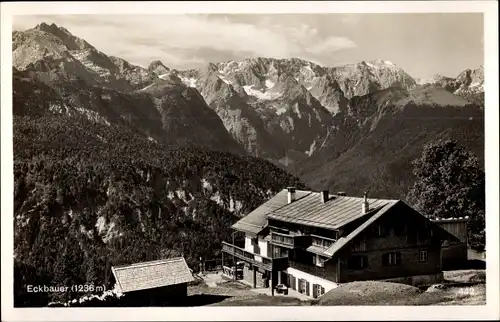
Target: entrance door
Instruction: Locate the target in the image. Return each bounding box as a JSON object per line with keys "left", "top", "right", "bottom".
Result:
{"left": 281, "top": 272, "right": 288, "bottom": 286}
{"left": 289, "top": 275, "right": 296, "bottom": 290}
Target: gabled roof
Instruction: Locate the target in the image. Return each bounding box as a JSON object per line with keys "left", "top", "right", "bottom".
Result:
{"left": 323, "top": 201, "right": 398, "bottom": 257}
{"left": 232, "top": 189, "right": 312, "bottom": 235}
{"left": 323, "top": 200, "right": 462, "bottom": 258}
{"left": 268, "top": 193, "right": 397, "bottom": 230}
{"left": 111, "top": 257, "right": 194, "bottom": 293}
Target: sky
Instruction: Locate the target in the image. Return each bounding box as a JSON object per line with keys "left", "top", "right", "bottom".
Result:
{"left": 13, "top": 13, "right": 484, "bottom": 79}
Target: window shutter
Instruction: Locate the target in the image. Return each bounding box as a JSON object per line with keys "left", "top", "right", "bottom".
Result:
{"left": 382, "top": 253, "right": 388, "bottom": 266}
{"left": 312, "top": 284, "right": 318, "bottom": 299}
{"left": 306, "top": 281, "right": 310, "bottom": 296}
{"left": 321, "top": 286, "right": 325, "bottom": 295}
{"left": 396, "top": 252, "right": 401, "bottom": 265}
{"left": 298, "top": 279, "right": 302, "bottom": 292}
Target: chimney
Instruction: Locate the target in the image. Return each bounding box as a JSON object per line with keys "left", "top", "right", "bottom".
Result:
{"left": 362, "top": 191, "right": 370, "bottom": 214}
{"left": 321, "top": 190, "right": 329, "bottom": 203}
{"left": 287, "top": 187, "right": 296, "bottom": 204}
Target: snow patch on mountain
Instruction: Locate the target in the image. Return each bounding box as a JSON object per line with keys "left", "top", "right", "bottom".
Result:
{"left": 292, "top": 103, "right": 302, "bottom": 119}
{"left": 218, "top": 73, "right": 232, "bottom": 85}
{"left": 367, "top": 60, "right": 397, "bottom": 68}
{"left": 140, "top": 83, "right": 155, "bottom": 91}
{"left": 243, "top": 85, "right": 282, "bottom": 100}
{"left": 179, "top": 76, "right": 197, "bottom": 88}
{"left": 276, "top": 107, "right": 287, "bottom": 115}
{"left": 70, "top": 50, "right": 112, "bottom": 78}
{"left": 306, "top": 140, "right": 317, "bottom": 156}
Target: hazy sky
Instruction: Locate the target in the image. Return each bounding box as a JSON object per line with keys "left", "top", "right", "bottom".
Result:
{"left": 13, "top": 13, "right": 484, "bottom": 78}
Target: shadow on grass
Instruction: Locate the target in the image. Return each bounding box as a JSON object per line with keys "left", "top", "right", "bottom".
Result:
{"left": 168, "top": 294, "right": 233, "bottom": 307}
{"left": 444, "top": 259, "right": 486, "bottom": 271}
{"left": 69, "top": 294, "right": 234, "bottom": 307}
{"left": 462, "top": 260, "right": 486, "bottom": 270}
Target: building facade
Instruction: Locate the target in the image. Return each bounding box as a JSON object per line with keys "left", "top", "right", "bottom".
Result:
{"left": 222, "top": 188, "right": 460, "bottom": 299}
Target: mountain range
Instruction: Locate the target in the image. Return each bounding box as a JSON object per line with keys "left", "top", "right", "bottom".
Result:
{"left": 12, "top": 22, "right": 485, "bottom": 306}
{"left": 12, "top": 22, "right": 484, "bottom": 198}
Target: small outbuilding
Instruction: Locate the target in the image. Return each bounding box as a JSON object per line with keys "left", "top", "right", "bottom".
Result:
{"left": 111, "top": 257, "right": 194, "bottom": 306}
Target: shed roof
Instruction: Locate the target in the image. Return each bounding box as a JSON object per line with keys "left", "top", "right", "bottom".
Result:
{"left": 232, "top": 189, "right": 312, "bottom": 235}
{"left": 112, "top": 257, "right": 194, "bottom": 293}
{"left": 268, "top": 193, "right": 397, "bottom": 230}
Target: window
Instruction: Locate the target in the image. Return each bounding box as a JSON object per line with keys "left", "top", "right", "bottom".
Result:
{"left": 383, "top": 252, "right": 401, "bottom": 266}
{"left": 304, "top": 226, "right": 314, "bottom": 234}
{"left": 347, "top": 256, "right": 368, "bottom": 270}
{"left": 312, "top": 236, "right": 335, "bottom": 249}
{"left": 298, "top": 278, "right": 307, "bottom": 294}
{"left": 419, "top": 250, "right": 428, "bottom": 262}
{"left": 312, "top": 237, "right": 323, "bottom": 247}
{"left": 313, "top": 284, "right": 326, "bottom": 298}
{"left": 288, "top": 274, "right": 296, "bottom": 290}
{"left": 272, "top": 233, "right": 293, "bottom": 245}
{"left": 315, "top": 255, "right": 325, "bottom": 267}
{"left": 273, "top": 246, "right": 280, "bottom": 258}
{"left": 352, "top": 238, "right": 367, "bottom": 252}
{"left": 374, "top": 224, "right": 387, "bottom": 237}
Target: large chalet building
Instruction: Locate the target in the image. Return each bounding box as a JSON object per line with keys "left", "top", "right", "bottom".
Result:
{"left": 221, "top": 188, "right": 464, "bottom": 299}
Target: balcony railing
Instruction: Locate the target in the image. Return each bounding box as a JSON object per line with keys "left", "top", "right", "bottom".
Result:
{"left": 289, "top": 260, "right": 334, "bottom": 281}
{"left": 222, "top": 242, "right": 289, "bottom": 271}
{"left": 270, "top": 232, "right": 312, "bottom": 249}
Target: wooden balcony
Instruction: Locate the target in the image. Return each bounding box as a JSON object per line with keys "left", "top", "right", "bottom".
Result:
{"left": 270, "top": 232, "right": 312, "bottom": 249}
{"left": 222, "top": 242, "right": 289, "bottom": 271}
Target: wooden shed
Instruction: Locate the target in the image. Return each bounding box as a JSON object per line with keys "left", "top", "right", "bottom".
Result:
{"left": 111, "top": 257, "right": 194, "bottom": 306}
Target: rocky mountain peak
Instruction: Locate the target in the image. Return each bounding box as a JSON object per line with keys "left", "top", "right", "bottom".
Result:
{"left": 147, "top": 60, "right": 170, "bottom": 75}
{"left": 34, "top": 22, "right": 93, "bottom": 51}
{"left": 34, "top": 22, "right": 59, "bottom": 32}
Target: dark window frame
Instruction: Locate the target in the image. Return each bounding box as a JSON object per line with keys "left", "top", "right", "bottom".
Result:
{"left": 419, "top": 250, "right": 428, "bottom": 262}
{"left": 383, "top": 252, "right": 401, "bottom": 266}
{"left": 374, "top": 224, "right": 387, "bottom": 238}
{"left": 347, "top": 255, "right": 369, "bottom": 270}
